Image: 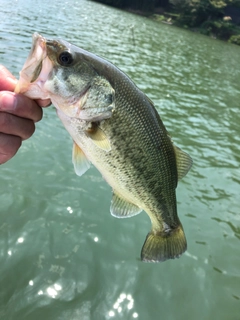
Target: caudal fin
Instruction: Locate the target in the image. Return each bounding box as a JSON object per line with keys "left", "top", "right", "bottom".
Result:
{"left": 141, "top": 225, "right": 187, "bottom": 262}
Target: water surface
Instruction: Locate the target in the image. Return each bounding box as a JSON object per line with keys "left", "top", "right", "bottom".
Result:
{"left": 0, "top": 0, "right": 240, "bottom": 319}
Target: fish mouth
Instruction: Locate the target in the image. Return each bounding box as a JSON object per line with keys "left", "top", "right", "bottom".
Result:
{"left": 15, "top": 33, "right": 52, "bottom": 98}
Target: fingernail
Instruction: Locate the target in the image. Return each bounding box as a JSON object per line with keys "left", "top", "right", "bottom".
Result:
{"left": 0, "top": 92, "right": 17, "bottom": 111}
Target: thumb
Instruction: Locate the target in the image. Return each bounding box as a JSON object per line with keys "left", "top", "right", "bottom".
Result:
{"left": 0, "top": 65, "right": 17, "bottom": 92}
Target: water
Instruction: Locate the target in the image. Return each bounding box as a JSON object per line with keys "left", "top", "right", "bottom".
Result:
{"left": 0, "top": 0, "right": 240, "bottom": 319}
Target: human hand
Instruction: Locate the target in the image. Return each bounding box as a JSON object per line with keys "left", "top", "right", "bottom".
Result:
{"left": 0, "top": 65, "right": 51, "bottom": 164}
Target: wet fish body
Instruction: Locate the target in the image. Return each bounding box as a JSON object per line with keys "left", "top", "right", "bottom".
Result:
{"left": 16, "top": 33, "right": 192, "bottom": 262}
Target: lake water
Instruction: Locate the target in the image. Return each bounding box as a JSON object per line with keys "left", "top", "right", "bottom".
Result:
{"left": 0, "top": 0, "right": 240, "bottom": 319}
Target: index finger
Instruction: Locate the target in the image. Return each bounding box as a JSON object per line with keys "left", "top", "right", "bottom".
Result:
{"left": 0, "top": 65, "right": 17, "bottom": 91}
{"left": 0, "top": 91, "right": 43, "bottom": 123}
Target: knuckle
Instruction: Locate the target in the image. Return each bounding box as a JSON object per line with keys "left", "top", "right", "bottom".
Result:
{"left": 0, "top": 112, "right": 35, "bottom": 140}
{"left": 17, "top": 95, "right": 43, "bottom": 122}
{"left": 0, "top": 112, "right": 11, "bottom": 129}
{"left": 0, "top": 134, "right": 22, "bottom": 164}
{"left": 22, "top": 121, "right": 35, "bottom": 140}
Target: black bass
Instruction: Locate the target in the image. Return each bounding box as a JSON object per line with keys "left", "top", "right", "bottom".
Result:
{"left": 16, "top": 33, "right": 192, "bottom": 262}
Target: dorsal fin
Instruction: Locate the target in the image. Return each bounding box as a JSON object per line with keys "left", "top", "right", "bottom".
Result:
{"left": 173, "top": 145, "right": 192, "bottom": 180}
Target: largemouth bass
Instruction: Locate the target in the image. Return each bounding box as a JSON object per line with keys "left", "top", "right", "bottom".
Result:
{"left": 16, "top": 33, "right": 192, "bottom": 262}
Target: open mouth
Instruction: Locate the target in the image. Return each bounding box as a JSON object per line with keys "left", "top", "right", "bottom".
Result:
{"left": 15, "top": 33, "right": 53, "bottom": 98}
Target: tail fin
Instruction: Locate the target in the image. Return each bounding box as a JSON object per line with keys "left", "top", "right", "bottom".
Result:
{"left": 141, "top": 225, "right": 187, "bottom": 262}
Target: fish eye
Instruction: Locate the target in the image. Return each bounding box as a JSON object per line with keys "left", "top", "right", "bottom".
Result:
{"left": 58, "top": 51, "right": 73, "bottom": 66}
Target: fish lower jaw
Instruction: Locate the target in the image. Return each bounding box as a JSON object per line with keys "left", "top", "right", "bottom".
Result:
{"left": 16, "top": 80, "right": 49, "bottom": 99}
{"left": 54, "top": 103, "right": 79, "bottom": 119}
{"left": 55, "top": 105, "right": 85, "bottom": 125}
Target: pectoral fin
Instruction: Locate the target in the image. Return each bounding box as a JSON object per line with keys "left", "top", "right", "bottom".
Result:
{"left": 173, "top": 145, "right": 193, "bottom": 180}
{"left": 110, "top": 192, "right": 142, "bottom": 218}
{"left": 72, "top": 142, "right": 91, "bottom": 176}
{"left": 85, "top": 124, "right": 111, "bottom": 152}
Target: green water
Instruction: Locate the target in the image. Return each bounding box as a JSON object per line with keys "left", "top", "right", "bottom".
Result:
{"left": 0, "top": 0, "right": 240, "bottom": 319}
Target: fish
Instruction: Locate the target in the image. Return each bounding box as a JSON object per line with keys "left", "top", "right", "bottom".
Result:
{"left": 15, "top": 33, "right": 192, "bottom": 262}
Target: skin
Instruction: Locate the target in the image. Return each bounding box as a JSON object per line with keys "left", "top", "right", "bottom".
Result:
{"left": 0, "top": 65, "right": 50, "bottom": 164}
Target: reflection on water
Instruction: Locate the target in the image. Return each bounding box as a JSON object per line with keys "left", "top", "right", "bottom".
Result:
{"left": 17, "top": 237, "right": 24, "bottom": 244}
{"left": 0, "top": 0, "right": 240, "bottom": 319}
{"left": 108, "top": 293, "right": 138, "bottom": 319}
{"left": 46, "top": 283, "right": 62, "bottom": 299}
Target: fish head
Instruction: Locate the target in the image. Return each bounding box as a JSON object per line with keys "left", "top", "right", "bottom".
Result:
{"left": 16, "top": 33, "right": 98, "bottom": 118}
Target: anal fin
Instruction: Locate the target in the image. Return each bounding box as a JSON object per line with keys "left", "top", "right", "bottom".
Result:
{"left": 141, "top": 224, "right": 187, "bottom": 262}
{"left": 110, "top": 192, "right": 142, "bottom": 218}
{"left": 72, "top": 142, "right": 91, "bottom": 176}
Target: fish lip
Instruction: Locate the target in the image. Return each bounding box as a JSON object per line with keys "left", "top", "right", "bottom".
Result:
{"left": 32, "top": 32, "right": 46, "bottom": 45}
{"left": 30, "top": 33, "right": 47, "bottom": 62}
{"left": 45, "top": 38, "right": 59, "bottom": 46}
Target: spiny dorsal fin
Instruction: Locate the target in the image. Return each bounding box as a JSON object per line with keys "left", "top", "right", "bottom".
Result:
{"left": 110, "top": 192, "right": 142, "bottom": 218}
{"left": 72, "top": 141, "right": 91, "bottom": 176}
{"left": 173, "top": 145, "right": 193, "bottom": 180}
{"left": 85, "top": 124, "right": 111, "bottom": 152}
